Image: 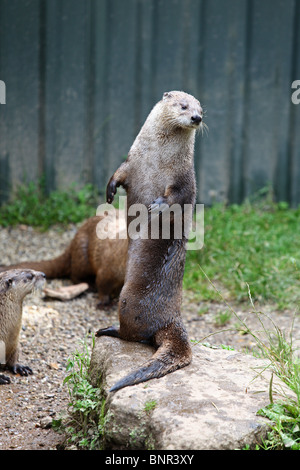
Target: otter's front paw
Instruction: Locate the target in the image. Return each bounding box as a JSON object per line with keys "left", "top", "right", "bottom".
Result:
{"left": 148, "top": 196, "right": 169, "bottom": 214}
{"left": 0, "top": 374, "right": 11, "bottom": 385}
{"left": 10, "top": 364, "right": 33, "bottom": 376}
{"left": 106, "top": 179, "right": 118, "bottom": 204}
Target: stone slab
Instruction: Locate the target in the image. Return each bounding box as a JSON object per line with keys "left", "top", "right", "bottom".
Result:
{"left": 89, "top": 336, "right": 285, "bottom": 450}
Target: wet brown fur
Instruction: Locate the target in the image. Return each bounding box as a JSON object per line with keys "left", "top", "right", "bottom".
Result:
{"left": 96, "top": 91, "right": 203, "bottom": 391}
{"left": 0, "top": 269, "right": 45, "bottom": 384}
{"left": 0, "top": 216, "right": 128, "bottom": 305}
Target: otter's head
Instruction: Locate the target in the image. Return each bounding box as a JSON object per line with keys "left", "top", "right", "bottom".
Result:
{"left": 161, "top": 91, "right": 203, "bottom": 131}
{"left": 0, "top": 269, "right": 46, "bottom": 300}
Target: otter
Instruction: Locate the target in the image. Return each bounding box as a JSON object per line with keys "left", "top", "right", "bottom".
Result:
{"left": 0, "top": 269, "right": 45, "bottom": 384}
{"left": 96, "top": 90, "right": 203, "bottom": 391}
{"left": 0, "top": 215, "right": 128, "bottom": 305}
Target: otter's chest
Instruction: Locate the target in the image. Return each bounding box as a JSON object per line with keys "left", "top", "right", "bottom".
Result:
{"left": 127, "top": 165, "right": 187, "bottom": 207}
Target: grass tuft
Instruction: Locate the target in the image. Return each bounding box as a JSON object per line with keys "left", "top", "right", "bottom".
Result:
{"left": 0, "top": 180, "right": 99, "bottom": 230}
{"left": 197, "top": 267, "right": 300, "bottom": 450}
{"left": 184, "top": 193, "right": 300, "bottom": 309}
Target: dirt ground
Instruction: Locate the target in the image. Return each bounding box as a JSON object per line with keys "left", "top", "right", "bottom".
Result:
{"left": 0, "top": 225, "right": 299, "bottom": 450}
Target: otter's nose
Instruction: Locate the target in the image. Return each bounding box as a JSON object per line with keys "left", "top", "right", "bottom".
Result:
{"left": 191, "top": 115, "right": 202, "bottom": 124}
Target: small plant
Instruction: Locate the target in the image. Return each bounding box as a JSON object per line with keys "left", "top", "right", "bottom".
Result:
{"left": 214, "top": 309, "right": 232, "bottom": 327}
{"left": 220, "top": 344, "right": 234, "bottom": 351}
{"left": 144, "top": 400, "right": 157, "bottom": 414}
{"left": 62, "top": 335, "right": 108, "bottom": 450}
{"left": 255, "top": 317, "right": 300, "bottom": 450}
{"left": 197, "top": 305, "right": 209, "bottom": 316}
{"left": 258, "top": 401, "right": 300, "bottom": 450}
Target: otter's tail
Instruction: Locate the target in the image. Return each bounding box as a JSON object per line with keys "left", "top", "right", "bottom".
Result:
{"left": 109, "top": 324, "right": 192, "bottom": 392}
{"left": 0, "top": 248, "right": 72, "bottom": 279}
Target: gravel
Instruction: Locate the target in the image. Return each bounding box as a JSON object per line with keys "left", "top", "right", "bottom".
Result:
{"left": 0, "top": 224, "right": 299, "bottom": 450}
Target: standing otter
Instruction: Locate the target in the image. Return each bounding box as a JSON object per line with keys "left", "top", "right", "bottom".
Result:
{"left": 96, "top": 91, "right": 203, "bottom": 391}
{"left": 0, "top": 215, "right": 128, "bottom": 305}
{"left": 0, "top": 269, "right": 45, "bottom": 384}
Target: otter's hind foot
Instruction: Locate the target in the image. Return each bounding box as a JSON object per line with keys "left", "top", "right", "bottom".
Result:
{"left": 10, "top": 364, "right": 33, "bottom": 376}
{"left": 0, "top": 374, "right": 11, "bottom": 385}
{"left": 95, "top": 326, "right": 120, "bottom": 338}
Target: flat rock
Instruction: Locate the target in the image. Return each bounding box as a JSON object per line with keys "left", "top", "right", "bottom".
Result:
{"left": 89, "top": 336, "right": 285, "bottom": 450}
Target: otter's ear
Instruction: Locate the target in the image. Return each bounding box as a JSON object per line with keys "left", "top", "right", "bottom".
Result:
{"left": 163, "top": 92, "right": 173, "bottom": 100}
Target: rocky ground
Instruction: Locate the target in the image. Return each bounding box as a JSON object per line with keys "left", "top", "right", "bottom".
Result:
{"left": 0, "top": 225, "right": 299, "bottom": 450}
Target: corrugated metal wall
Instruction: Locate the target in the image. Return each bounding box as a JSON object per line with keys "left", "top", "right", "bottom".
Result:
{"left": 0, "top": 0, "right": 299, "bottom": 205}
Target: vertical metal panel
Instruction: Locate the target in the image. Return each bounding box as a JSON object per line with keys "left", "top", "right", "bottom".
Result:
{"left": 99, "top": 0, "right": 140, "bottom": 184}
{"left": 289, "top": 0, "right": 300, "bottom": 206}
{"left": 43, "top": 0, "right": 91, "bottom": 191}
{"left": 196, "top": 0, "right": 250, "bottom": 205}
{"left": 0, "top": 0, "right": 41, "bottom": 200}
{"left": 242, "top": 0, "right": 296, "bottom": 199}
{"left": 0, "top": 0, "right": 299, "bottom": 206}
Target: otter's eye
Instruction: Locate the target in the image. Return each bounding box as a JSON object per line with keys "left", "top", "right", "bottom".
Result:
{"left": 6, "top": 278, "right": 13, "bottom": 288}
{"left": 181, "top": 104, "right": 188, "bottom": 110}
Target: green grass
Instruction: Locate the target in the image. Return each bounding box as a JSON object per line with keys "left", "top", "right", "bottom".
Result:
{"left": 246, "top": 298, "right": 300, "bottom": 450}
{"left": 0, "top": 180, "right": 99, "bottom": 230}
{"left": 213, "top": 309, "right": 232, "bottom": 327}
{"left": 200, "top": 275, "right": 300, "bottom": 450}
{"left": 184, "top": 194, "right": 300, "bottom": 310}
{"left": 1, "top": 182, "right": 300, "bottom": 309}
{"left": 144, "top": 400, "right": 157, "bottom": 414}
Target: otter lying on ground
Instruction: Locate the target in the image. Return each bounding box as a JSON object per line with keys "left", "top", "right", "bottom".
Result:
{"left": 0, "top": 214, "right": 128, "bottom": 305}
